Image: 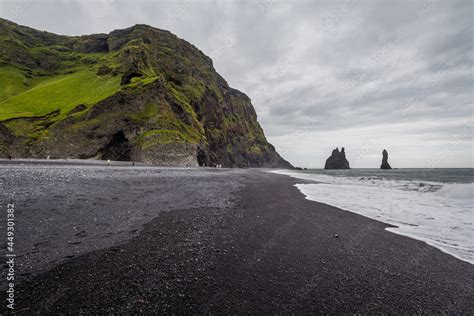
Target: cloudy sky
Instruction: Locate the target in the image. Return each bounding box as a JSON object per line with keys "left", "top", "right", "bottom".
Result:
{"left": 1, "top": 0, "right": 472, "bottom": 167}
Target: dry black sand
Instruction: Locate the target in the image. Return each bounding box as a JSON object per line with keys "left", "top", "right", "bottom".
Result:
{"left": 0, "top": 162, "right": 473, "bottom": 314}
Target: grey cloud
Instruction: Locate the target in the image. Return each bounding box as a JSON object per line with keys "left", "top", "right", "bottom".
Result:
{"left": 0, "top": 0, "right": 472, "bottom": 167}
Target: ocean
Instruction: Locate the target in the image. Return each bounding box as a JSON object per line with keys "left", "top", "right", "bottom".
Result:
{"left": 273, "top": 168, "right": 474, "bottom": 264}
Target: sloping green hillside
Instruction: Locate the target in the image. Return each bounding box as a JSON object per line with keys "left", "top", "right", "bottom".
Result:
{"left": 0, "top": 67, "right": 121, "bottom": 120}
{"left": 0, "top": 67, "right": 29, "bottom": 100}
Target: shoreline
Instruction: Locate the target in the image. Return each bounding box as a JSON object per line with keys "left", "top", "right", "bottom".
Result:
{"left": 1, "top": 164, "right": 472, "bottom": 313}
{"left": 272, "top": 169, "right": 473, "bottom": 265}
{"left": 293, "top": 182, "right": 474, "bottom": 265}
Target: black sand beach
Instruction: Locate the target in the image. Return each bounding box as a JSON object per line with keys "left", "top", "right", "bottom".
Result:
{"left": 0, "top": 162, "right": 473, "bottom": 314}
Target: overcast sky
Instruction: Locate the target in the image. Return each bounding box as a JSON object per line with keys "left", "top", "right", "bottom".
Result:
{"left": 1, "top": 0, "right": 472, "bottom": 167}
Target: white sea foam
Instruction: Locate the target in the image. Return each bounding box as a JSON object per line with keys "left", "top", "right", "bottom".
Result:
{"left": 272, "top": 170, "right": 474, "bottom": 264}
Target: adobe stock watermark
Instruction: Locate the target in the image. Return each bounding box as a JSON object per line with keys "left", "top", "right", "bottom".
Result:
{"left": 5, "top": 202, "right": 16, "bottom": 310}
{"left": 321, "top": 0, "right": 358, "bottom": 31}
{"left": 427, "top": 123, "right": 473, "bottom": 168}
{"left": 282, "top": 117, "right": 324, "bottom": 151}
{"left": 8, "top": 0, "right": 32, "bottom": 20}
{"left": 401, "top": 60, "right": 455, "bottom": 116}
{"left": 416, "top": 0, "right": 440, "bottom": 19}
{"left": 209, "top": 34, "right": 235, "bottom": 62}
{"left": 253, "top": 53, "right": 297, "bottom": 104}
{"left": 257, "top": 0, "right": 277, "bottom": 15}
{"left": 340, "top": 37, "right": 396, "bottom": 93}
{"left": 101, "top": 0, "right": 116, "bottom": 7}
{"left": 163, "top": 0, "right": 191, "bottom": 31}
{"left": 352, "top": 137, "right": 379, "bottom": 162}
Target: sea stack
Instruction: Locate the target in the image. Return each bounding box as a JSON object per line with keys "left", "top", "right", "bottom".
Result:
{"left": 324, "top": 147, "right": 350, "bottom": 169}
{"left": 380, "top": 149, "right": 392, "bottom": 169}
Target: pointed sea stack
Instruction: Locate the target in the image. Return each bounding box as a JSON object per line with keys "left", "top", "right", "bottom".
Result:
{"left": 381, "top": 149, "right": 392, "bottom": 169}
{"left": 324, "top": 147, "right": 350, "bottom": 169}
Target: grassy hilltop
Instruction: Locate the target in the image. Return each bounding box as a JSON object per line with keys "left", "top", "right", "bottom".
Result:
{"left": 0, "top": 18, "right": 292, "bottom": 168}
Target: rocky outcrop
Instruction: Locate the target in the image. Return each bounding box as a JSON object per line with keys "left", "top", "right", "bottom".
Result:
{"left": 324, "top": 147, "right": 350, "bottom": 169}
{"left": 0, "top": 19, "right": 293, "bottom": 168}
{"left": 380, "top": 149, "right": 392, "bottom": 169}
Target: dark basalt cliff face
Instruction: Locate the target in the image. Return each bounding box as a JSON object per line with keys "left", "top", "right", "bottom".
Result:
{"left": 324, "top": 147, "right": 350, "bottom": 169}
{"left": 0, "top": 19, "right": 292, "bottom": 168}
{"left": 380, "top": 149, "right": 392, "bottom": 169}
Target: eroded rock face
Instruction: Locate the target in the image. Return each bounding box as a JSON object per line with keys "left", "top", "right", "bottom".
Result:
{"left": 381, "top": 149, "right": 392, "bottom": 169}
{"left": 0, "top": 19, "right": 293, "bottom": 168}
{"left": 324, "top": 147, "right": 350, "bottom": 169}
{"left": 0, "top": 124, "right": 14, "bottom": 157}
{"left": 98, "top": 131, "right": 133, "bottom": 161}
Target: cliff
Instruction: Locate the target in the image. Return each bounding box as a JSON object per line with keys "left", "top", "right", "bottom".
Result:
{"left": 324, "top": 147, "right": 350, "bottom": 169}
{"left": 380, "top": 149, "right": 392, "bottom": 169}
{"left": 0, "top": 19, "right": 292, "bottom": 168}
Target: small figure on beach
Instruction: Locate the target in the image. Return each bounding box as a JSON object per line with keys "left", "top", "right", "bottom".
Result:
{"left": 380, "top": 149, "right": 392, "bottom": 169}
{"left": 107, "top": 159, "right": 111, "bottom": 166}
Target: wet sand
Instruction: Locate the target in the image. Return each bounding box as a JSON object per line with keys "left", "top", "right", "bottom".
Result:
{"left": 0, "top": 162, "right": 472, "bottom": 314}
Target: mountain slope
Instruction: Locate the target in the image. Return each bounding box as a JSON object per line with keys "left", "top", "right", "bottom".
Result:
{"left": 0, "top": 19, "right": 292, "bottom": 168}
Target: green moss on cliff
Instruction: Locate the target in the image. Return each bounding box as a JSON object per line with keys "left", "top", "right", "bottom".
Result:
{"left": 3, "top": 118, "right": 50, "bottom": 145}
{"left": 154, "top": 109, "right": 203, "bottom": 143}
{"left": 0, "top": 67, "right": 28, "bottom": 100}
{"left": 0, "top": 68, "right": 121, "bottom": 120}
{"left": 129, "top": 102, "right": 159, "bottom": 123}
{"left": 136, "top": 129, "right": 194, "bottom": 149}
{"left": 0, "top": 18, "right": 291, "bottom": 168}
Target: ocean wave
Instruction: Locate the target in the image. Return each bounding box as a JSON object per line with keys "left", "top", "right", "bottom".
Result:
{"left": 436, "top": 183, "right": 474, "bottom": 200}
{"left": 271, "top": 169, "right": 474, "bottom": 264}
{"left": 275, "top": 170, "right": 448, "bottom": 194}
